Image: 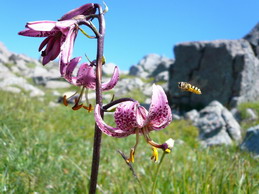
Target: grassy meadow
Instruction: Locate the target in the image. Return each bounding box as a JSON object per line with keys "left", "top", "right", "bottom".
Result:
{"left": 0, "top": 88, "right": 259, "bottom": 193}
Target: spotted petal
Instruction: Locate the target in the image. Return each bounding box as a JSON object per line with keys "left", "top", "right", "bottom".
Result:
{"left": 114, "top": 101, "right": 139, "bottom": 132}
{"left": 18, "top": 28, "right": 57, "bottom": 37}
{"left": 95, "top": 104, "right": 133, "bottom": 138}
{"left": 148, "top": 84, "right": 172, "bottom": 130}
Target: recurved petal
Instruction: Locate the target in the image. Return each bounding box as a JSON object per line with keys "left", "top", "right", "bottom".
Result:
{"left": 18, "top": 29, "right": 56, "bottom": 37}
{"left": 26, "top": 21, "right": 56, "bottom": 31}
{"left": 55, "top": 20, "right": 77, "bottom": 35}
{"left": 114, "top": 101, "right": 138, "bottom": 133}
{"left": 101, "top": 66, "right": 119, "bottom": 91}
{"left": 63, "top": 57, "right": 81, "bottom": 82}
{"left": 49, "top": 38, "right": 61, "bottom": 61}
{"left": 39, "top": 36, "right": 51, "bottom": 51}
{"left": 148, "top": 84, "right": 172, "bottom": 130}
{"left": 42, "top": 36, "right": 56, "bottom": 65}
{"left": 60, "top": 28, "right": 78, "bottom": 64}
{"left": 95, "top": 104, "right": 132, "bottom": 138}
{"left": 59, "top": 3, "right": 97, "bottom": 21}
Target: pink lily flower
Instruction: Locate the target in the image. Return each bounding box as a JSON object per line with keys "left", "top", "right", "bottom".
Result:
{"left": 62, "top": 57, "right": 119, "bottom": 111}
{"left": 95, "top": 84, "right": 174, "bottom": 162}
{"left": 18, "top": 3, "right": 97, "bottom": 65}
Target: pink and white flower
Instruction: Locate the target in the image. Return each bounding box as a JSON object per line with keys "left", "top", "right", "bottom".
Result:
{"left": 95, "top": 84, "right": 173, "bottom": 162}
{"left": 62, "top": 56, "right": 119, "bottom": 90}
{"left": 62, "top": 57, "right": 119, "bottom": 111}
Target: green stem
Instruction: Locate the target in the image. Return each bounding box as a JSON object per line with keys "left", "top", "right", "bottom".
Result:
{"left": 151, "top": 151, "right": 166, "bottom": 194}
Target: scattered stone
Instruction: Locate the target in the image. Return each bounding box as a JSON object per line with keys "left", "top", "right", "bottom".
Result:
{"left": 230, "top": 108, "right": 242, "bottom": 122}
{"left": 33, "top": 76, "right": 47, "bottom": 86}
{"left": 4, "top": 86, "right": 21, "bottom": 93}
{"left": 245, "top": 108, "right": 258, "bottom": 121}
{"left": 172, "top": 113, "right": 181, "bottom": 120}
{"left": 154, "top": 71, "right": 168, "bottom": 82}
{"left": 184, "top": 109, "right": 199, "bottom": 125}
{"left": 129, "top": 54, "right": 173, "bottom": 81}
{"left": 48, "top": 101, "right": 59, "bottom": 108}
{"left": 45, "top": 81, "right": 71, "bottom": 89}
{"left": 196, "top": 101, "right": 241, "bottom": 147}
{"left": 114, "top": 78, "right": 144, "bottom": 95}
{"left": 0, "top": 42, "right": 12, "bottom": 64}
{"left": 0, "top": 69, "right": 44, "bottom": 97}
{"left": 142, "top": 83, "right": 153, "bottom": 96}
{"left": 52, "top": 90, "right": 61, "bottom": 96}
{"left": 240, "top": 125, "right": 259, "bottom": 156}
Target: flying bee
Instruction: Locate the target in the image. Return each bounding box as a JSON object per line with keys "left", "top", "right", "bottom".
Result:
{"left": 178, "top": 82, "right": 202, "bottom": 95}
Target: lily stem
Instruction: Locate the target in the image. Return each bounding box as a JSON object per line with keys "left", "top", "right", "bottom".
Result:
{"left": 151, "top": 151, "right": 166, "bottom": 194}
{"left": 89, "top": 4, "right": 105, "bottom": 194}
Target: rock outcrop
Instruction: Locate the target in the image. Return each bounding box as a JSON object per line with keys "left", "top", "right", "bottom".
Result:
{"left": 168, "top": 38, "right": 259, "bottom": 110}
{"left": 189, "top": 101, "right": 242, "bottom": 147}
{"left": 129, "top": 54, "right": 173, "bottom": 82}
{"left": 243, "top": 22, "right": 259, "bottom": 58}
{"left": 240, "top": 125, "right": 259, "bottom": 157}
{"left": 0, "top": 42, "right": 73, "bottom": 96}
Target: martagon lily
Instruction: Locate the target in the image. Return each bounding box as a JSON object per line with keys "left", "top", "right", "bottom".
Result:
{"left": 62, "top": 56, "right": 119, "bottom": 111}
{"left": 18, "top": 3, "right": 97, "bottom": 65}
{"left": 95, "top": 84, "right": 174, "bottom": 162}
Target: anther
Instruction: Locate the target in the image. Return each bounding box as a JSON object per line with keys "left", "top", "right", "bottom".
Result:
{"left": 63, "top": 95, "right": 68, "bottom": 106}
{"left": 72, "top": 103, "right": 83, "bottom": 110}
{"left": 72, "top": 97, "right": 83, "bottom": 110}
{"left": 126, "top": 148, "right": 135, "bottom": 163}
{"left": 83, "top": 104, "right": 94, "bottom": 112}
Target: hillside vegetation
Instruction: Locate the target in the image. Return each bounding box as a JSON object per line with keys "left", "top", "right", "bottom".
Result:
{"left": 0, "top": 90, "right": 258, "bottom": 193}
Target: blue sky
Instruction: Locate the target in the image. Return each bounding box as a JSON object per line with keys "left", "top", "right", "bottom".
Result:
{"left": 0, "top": 0, "right": 258, "bottom": 70}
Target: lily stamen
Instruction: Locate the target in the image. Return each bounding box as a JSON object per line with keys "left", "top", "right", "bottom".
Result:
{"left": 127, "top": 129, "right": 139, "bottom": 163}
{"left": 83, "top": 104, "right": 94, "bottom": 112}
{"left": 63, "top": 87, "right": 94, "bottom": 111}
{"left": 63, "top": 95, "right": 69, "bottom": 106}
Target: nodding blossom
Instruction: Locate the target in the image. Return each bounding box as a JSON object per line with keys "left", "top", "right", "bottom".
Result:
{"left": 18, "top": 3, "right": 97, "bottom": 65}
{"left": 95, "top": 84, "right": 174, "bottom": 162}
{"left": 62, "top": 57, "right": 119, "bottom": 111}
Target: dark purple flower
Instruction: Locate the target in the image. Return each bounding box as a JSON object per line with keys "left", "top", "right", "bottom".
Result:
{"left": 18, "top": 3, "right": 97, "bottom": 65}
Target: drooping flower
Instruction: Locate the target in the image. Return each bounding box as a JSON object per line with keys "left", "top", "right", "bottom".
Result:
{"left": 18, "top": 3, "right": 97, "bottom": 65}
{"left": 62, "top": 57, "right": 119, "bottom": 111}
{"left": 95, "top": 84, "right": 174, "bottom": 162}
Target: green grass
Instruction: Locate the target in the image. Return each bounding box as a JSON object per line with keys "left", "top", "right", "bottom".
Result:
{"left": 4, "top": 63, "right": 15, "bottom": 70}
{"left": 0, "top": 91, "right": 259, "bottom": 193}
{"left": 26, "top": 63, "right": 37, "bottom": 69}
{"left": 238, "top": 101, "right": 259, "bottom": 130}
